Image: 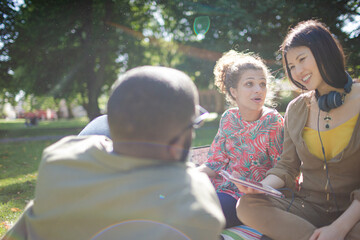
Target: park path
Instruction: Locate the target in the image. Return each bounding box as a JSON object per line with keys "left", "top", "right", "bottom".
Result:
{"left": 0, "top": 135, "right": 66, "bottom": 143}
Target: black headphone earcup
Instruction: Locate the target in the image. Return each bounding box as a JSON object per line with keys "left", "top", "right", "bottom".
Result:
{"left": 317, "top": 72, "right": 352, "bottom": 112}
{"left": 318, "top": 95, "right": 331, "bottom": 112}
{"left": 326, "top": 91, "right": 343, "bottom": 109}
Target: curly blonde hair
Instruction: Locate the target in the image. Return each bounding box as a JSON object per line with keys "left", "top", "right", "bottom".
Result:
{"left": 214, "top": 50, "right": 273, "bottom": 106}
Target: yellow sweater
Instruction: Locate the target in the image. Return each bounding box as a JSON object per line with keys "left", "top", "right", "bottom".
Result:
{"left": 303, "top": 114, "right": 359, "bottom": 160}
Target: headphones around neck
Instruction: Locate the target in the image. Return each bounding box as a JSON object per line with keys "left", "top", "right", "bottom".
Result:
{"left": 316, "top": 72, "right": 353, "bottom": 112}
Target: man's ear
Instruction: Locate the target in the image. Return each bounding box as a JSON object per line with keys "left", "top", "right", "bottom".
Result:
{"left": 229, "top": 87, "right": 237, "bottom": 100}
{"left": 168, "top": 144, "right": 180, "bottom": 161}
{"left": 167, "top": 131, "right": 189, "bottom": 161}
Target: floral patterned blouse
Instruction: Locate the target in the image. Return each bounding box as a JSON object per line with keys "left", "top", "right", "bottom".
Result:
{"left": 205, "top": 107, "right": 284, "bottom": 200}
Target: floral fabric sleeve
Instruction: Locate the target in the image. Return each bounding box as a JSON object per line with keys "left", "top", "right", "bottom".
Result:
{"left": 267, "top": 112, "right": 284, "bottom": 167}
{"left": 205, "top": 110, "right": 233, "bottom": 172}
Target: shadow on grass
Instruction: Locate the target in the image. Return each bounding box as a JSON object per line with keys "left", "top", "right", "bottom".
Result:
{"left": 0, "top": 141, "right": 54, "bottom": 181}
{"left": 0, "top": 127, "right": 84, "bottom": 139}
{"left": 0, "top": 179, "right": 36, "bottom": 204}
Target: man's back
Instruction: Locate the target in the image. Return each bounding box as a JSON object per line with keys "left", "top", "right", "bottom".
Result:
{"left": 4, "top": 66, "right": 225, "bottom": 239}
{"left": 5, "top": 136, "right": 224, "bottom": 240}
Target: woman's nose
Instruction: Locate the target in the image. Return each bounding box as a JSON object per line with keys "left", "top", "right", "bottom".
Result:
{"left": 254, "top": 84, "right": 262, "bottom": 92}
{"left": 293, "top": 65, "right": 304, "bottom": 79}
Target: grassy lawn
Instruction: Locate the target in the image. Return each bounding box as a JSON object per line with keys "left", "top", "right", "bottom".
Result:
{"left": 192, "top": 120, "right": 219, "bottom": 147}
{"left": 0, "top": 140, "right": 56, "bottom": 234}
{"left": 0, "top": 117, "right": 219, "bottom": 237}
{"left": 0, "top": 118, "right": 89, "bottom": 139}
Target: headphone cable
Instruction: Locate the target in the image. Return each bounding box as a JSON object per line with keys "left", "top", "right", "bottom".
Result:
{"left": 317, "top": 108, "right": 339, "bottom": 211}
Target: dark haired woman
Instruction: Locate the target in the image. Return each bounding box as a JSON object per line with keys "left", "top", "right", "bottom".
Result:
{"left": 235, "top": 20, "right": 360, "bottom": 240}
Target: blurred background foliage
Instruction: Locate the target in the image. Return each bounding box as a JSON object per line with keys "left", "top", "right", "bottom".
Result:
{"left": 0, "top": 0, "right": 359, "bottom": 119}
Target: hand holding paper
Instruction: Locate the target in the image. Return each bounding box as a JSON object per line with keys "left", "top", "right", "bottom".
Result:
{"left": 231, "top": 171, "right": 264, "bottom": 195}
{"left": 220, "top": 170, "right": 284, "bottom": 198}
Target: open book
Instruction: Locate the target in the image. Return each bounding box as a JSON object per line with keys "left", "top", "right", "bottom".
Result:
{"left": 219, "top": 170, "right": 285, "bottom": 198}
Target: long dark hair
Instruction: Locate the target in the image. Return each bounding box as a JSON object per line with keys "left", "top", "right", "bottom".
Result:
{"left": 280, "top": 20, "right": 347, "bottom": 90}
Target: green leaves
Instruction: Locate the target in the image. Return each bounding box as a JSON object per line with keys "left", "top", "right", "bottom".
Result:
{"left": 1, "top": 0, "right": 359, "bottom": 119}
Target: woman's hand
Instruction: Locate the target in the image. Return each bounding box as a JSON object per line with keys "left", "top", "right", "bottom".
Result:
{"left": 232, "top": 172, "right": 285, "bottom": 194}
{"left": 231, "top": 171, "right": 265, "bottom": 194}
{"left": 309, "top": 199, "right": 360, "bottom": 240}
{"left": 309, "top": 225, "right": 346, "bottom": 240}
{"left": 232, "top": 182, "right": 264, "bottom": 194}
{"left": 197, "top": 164, "right": 217, "bottom": 178}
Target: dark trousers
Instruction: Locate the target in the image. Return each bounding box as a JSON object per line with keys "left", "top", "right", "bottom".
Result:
{"left": 217, "top": 192, "right": 242, "bottom": 228}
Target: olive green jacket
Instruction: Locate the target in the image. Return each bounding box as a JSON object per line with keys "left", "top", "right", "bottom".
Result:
{"left": 4, "top": 136, "right": 225, "bottom": 240}
{"left": 268, "top": 93, "right": 360, "bottom": 212}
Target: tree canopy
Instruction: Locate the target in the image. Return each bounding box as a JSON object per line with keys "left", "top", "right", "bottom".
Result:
{"left": 0, "top": 0, "right": 19, "bottom": 98}
{"left": 1, "top": 0, "right": 359, "bottom": 119}
{"left": 158, "top": 0, "right": 360, "bottom": 86}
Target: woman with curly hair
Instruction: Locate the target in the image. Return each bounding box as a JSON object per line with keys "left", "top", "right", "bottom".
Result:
{"left": 198, "top": 50, "right": 284, "bottom": 228}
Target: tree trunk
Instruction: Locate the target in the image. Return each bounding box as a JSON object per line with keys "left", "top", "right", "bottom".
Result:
{"left": 81, "top": 0, "right": 101, "bottom": 121}
{"left": 86, "top": 80, "right": 101, "bottom": 120}
{"left": 66, "top": 100, "right": 74, "bottom": 119}
{"left": 86, "top": 0, "right": 115, "bottom": 121}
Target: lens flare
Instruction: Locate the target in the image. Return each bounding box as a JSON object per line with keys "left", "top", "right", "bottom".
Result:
{"left": 91, "top": 220, "right": 190, "bottom": 240}
{"left": 193, "top": 16, "right": 210, "bottom": 38}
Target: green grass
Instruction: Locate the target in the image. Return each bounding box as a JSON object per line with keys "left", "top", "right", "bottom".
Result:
{"left": 0, "top": 118, "right": 89, "bottom": 139}
{"left": 0, "top": 117, "right": 219, "bottom": 237}
{"left": 0, "top": 140, "right": 56, "bottom": 234}
{"left": 0, "top": 140, "right": 59, "bottom": 236}
{"left": 0, "top": 118, "right": 90, "bottom": 236}
{"left": 193, "top": 120, "right": 219, "bottom": 147}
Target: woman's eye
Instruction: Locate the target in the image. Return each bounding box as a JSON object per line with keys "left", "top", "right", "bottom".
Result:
{"left": 260, "top": 82, "right": 267, "bottom": 88}
{"left": 299, "top": 57, "right": 305, "bottom": 62}
{"left": 245, "top": 82, "right": 253, "bottom": 87}
{"left": 289, "top": 65, "right": 295, "bottom": 71}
